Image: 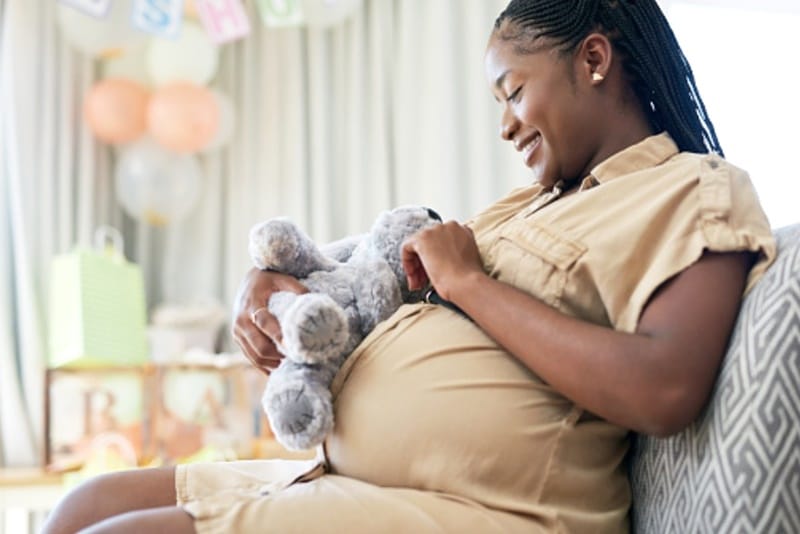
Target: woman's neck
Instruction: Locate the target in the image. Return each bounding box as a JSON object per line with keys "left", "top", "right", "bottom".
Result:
{"left": 583, "top": 106, "right": 657, "bottom": 179}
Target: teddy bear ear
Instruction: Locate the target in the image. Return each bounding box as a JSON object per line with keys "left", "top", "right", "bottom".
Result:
{"left": 426, "top": 208, "right": 442, "bottom": 222}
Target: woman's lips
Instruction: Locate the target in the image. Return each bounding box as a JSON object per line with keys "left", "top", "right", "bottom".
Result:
{"left": 522, "top": 134, "right": 542, "bottom": 167}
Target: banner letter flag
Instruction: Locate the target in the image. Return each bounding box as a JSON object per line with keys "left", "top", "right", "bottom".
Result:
{"left": 255, "top": 0, "right": 303, "bottom": 28}
{"left": 195, "top": 0, "right": 250, "bottom": 44}
{"left": 133, "top": 0, "right": 184, "bottom": 38}
{"left": 59, "top": 0, "right": 112, "bottom": 18}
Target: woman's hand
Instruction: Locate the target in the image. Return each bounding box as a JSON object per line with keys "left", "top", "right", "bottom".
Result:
{"left": 231, "top": 268, "right": 308, "bottom": 374}
{"left": 400, "top": 221, "right": 485, "bottom": 301}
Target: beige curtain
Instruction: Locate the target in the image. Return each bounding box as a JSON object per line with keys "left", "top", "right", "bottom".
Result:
{"left": 0, "top": 0, "right": 526, "bottom": 466}
{"left": 0, "top": 0, "right": 116, "bottom": 466}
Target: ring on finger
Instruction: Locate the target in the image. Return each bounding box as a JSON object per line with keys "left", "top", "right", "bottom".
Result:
{"left": 250, "top": 307, "right": 268, "bottom": 324}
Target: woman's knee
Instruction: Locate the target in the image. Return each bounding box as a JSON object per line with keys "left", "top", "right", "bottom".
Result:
{"left": 42, "top": 466, "right": 177, "bottom": 534}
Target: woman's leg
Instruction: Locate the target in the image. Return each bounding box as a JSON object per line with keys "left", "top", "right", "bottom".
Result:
{"left": 41, "top": 466, "right": 188, "bottom": 534}
{"left": 79, "top": 506, "right": 195, "bottom": 534}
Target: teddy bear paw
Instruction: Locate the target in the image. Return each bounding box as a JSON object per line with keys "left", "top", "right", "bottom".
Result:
{"left": 281, "top": 294, "right": 349, "bottom": 364}
{"left": 264, "top": 381, "right": 333, "bottom": 451}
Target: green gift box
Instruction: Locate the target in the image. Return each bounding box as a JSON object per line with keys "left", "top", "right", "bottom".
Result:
{"left": 48, "top": 227, "right": 148, "bottom": 368}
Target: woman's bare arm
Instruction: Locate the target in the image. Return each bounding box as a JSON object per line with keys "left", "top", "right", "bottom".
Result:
{"left": 402, "top": 221, "right": 752, "bottom": 436}
{"left": 451, "top": 251, "right": 751, "bottom": 436}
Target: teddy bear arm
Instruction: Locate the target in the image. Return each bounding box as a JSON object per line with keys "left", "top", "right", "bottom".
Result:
{"left": 267, "top": 291, "right": 300, "bottom": 323}
{"left": 353, "top": 260, "right": 403, "bottom": 335}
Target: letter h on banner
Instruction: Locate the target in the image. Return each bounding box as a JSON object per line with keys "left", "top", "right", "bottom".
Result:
{"left": 195, "top": 0, "right": 251, "bottom": 43}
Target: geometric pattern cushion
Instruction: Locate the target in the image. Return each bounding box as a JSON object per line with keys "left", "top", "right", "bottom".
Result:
{"left": 630, "top": 223, "right": 800, "bottom": 533}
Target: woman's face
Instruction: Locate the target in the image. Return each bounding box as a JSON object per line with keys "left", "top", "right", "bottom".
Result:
{"left": 485, "top": 34, "right": 598, "bottom": 189}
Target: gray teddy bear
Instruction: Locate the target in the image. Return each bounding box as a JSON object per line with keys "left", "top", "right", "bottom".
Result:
{"left": 248, "top": 205, "right": 442, "bottom": 450}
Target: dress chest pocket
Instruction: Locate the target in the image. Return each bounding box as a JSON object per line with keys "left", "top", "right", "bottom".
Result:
{"left": 488, "top": 219, "right": 586, "bottom": 307}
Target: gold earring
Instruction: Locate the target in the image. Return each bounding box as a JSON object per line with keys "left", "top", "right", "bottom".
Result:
{"left": 592, "top": 72, "right": 605, "bottom": 82}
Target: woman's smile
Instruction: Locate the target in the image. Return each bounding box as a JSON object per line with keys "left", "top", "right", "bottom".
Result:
{"left": 519, "top": 132, "right": 543, "bottom": 167}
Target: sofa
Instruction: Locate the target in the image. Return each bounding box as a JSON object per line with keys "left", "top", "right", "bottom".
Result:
{"left": 630, "top": 223, "right": 800, "bottom": 532}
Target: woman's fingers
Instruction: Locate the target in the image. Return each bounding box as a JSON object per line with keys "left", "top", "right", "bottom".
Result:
{"left": 274, "top": 274, "right": 310, "bottom": 296}
{"left": 400, "top": 222, "right": 484, "bottom": 299}
{"left": 250, "top": 306, "right": 282, "bottom": 342}
{"left": 232, "top": 305, "right": 283, "bottom": 373}
{"left": 401, "top": 237, "right": 429, "bottom": 290}
{"left": 230, "top": 268, "right": 311, "bottom": 373}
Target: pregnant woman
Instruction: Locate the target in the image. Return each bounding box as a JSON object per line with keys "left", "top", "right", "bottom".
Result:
{"left": 44, "top": 1, "right": 775, "bottom": 532}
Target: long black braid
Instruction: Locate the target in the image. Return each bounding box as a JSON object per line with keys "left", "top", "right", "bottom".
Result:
{"left": 494, "top": 0, "right": 724, "bottom": 156}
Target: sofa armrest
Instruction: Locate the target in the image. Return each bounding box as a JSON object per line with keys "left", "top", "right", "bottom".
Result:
{"left": 630, "top": 223, "right": 800, "bottom": 533}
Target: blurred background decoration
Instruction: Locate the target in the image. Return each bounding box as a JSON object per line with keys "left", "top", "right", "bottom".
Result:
{"left": 114, "top": 138, "right": 205, "bottom": 227}
{"left": 61, "top": 0, "right": 367, "bottom": 228}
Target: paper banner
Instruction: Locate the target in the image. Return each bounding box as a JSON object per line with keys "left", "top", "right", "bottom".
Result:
{"left": 255, "top": 0, "right": 304, "bottom": 28}
{"left": 59, "top": 0, "right": 112, "bottom": 18}
{"left": 195, "top": 0, "right": 250, "bottom": 44}
{"left": 133, "top": 0, "right": 185, "bottom": 38}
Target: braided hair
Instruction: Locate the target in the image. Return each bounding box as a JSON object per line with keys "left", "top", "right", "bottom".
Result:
{"left": 494, "top": 0, "right": 724, "bottom": 156}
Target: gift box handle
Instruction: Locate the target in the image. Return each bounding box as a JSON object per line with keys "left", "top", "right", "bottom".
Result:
{"left": 94, "top": 225, "right": 125, "bottom": 261}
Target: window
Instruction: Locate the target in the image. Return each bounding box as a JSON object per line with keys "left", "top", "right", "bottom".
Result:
{"left": 664, "top": 1, "right": 800, "bottom": 228}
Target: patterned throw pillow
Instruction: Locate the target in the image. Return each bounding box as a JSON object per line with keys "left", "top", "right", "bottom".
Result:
{"left": 630, "top": 224, "right": 800, "bottom": 533}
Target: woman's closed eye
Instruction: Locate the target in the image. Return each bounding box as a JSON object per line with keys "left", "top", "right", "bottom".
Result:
{"left": 507, "top": 87, "right": 522, "bottom": 103}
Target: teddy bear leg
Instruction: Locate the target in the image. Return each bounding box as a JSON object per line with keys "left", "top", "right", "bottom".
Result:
{"left": 262, "top": 365, "right": 334, "bottom": 451}
{"left": 271, "top": 292, "right": 349, "bottom": 365}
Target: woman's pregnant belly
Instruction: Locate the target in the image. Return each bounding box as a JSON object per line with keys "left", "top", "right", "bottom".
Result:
{"left": 324, "top": 303, "right": 578, "bottom": 516}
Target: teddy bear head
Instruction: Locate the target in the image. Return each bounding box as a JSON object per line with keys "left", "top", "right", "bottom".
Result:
{"left": 353, "top": 205, "right": 442, "bottom": 300}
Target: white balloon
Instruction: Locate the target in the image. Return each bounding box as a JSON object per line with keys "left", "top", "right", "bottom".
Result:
{"left": 57, "top": 0, "right": 147, "bottom": 58}
{"left": 115, "top": 138, "right": 203, "bottom": 226}
{"left": 147, "top": 21, "right": 219, "bottom": 86}
{"left": 102, "top": 45, "right": 153, "bottom": 87}
{"left": 202, "top": 91, "right": 236, "bottom": 152}
{"left": 302, "top": 0, "right": 363, "bottom": 28}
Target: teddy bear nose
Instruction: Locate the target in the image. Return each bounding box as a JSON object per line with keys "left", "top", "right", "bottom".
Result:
{"left": 426, "top": 208, "right": 442, "bottom": 222}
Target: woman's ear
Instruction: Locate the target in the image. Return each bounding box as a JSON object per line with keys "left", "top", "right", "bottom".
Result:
{"left": 579, "top": 32, "right": 613, "bottom": 85}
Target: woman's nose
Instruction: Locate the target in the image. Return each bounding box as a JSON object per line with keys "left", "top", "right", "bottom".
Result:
{"left": 499, "top": 107, "right": 517, "bottom": 141}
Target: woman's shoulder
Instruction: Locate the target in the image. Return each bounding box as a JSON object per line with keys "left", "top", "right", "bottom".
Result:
{"left": 666, "top": 150, "right": 750, "bottom": 184}
{"left": 663, "top": 151, "right": 764, "bottom": 217}
{"left": 640, "top": 149, "right": 776, "bottom": 293}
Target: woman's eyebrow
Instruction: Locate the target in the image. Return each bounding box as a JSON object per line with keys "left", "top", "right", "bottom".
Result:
{"left": 495, "top": 70, "right": 510, "bottom": 90}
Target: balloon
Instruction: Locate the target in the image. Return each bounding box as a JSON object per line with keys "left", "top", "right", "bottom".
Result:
{"left": 102, "top": 46, "right": 153, "bottom": 88}
{"left": 115, "top": 138, "right": 203, "bottom": 226}
{"left": 147, "top": 21, "right": 219, "bottom": 86}
{"left": 201, "top": 91, "right": 236, "bottom": 152}
{"left": 57, "top": 1, "right": 147, "bottom": 58}
{"left": 302, "top": 0, "right": 363, "bottom": 27}
{"left": 84, "top": 79, "right": 150, "bottom": 144}
{"left": 148, "top": 83, "right": 220, "bottom": 154}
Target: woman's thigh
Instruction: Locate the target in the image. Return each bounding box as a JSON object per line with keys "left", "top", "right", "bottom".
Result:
{"left": 42, "top": 466, "right": 178, "bottom": 534}
{"left": 184, "top": 473, "right": 540, "bottom": 533}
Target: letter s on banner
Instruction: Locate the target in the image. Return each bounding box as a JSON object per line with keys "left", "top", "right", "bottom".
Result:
{"left": 133, "top": 0, "right": 184, "bottom": 38}
{"left": 195, "top": 0, "right": 251, "bottom": 44}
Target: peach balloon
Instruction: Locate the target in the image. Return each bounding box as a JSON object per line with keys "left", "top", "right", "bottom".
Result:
{"left": 84, "top": 79, "right": 149, "bottom": 144}
{"left": 148, "top": 83, "right": 220, "bottom": 154}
